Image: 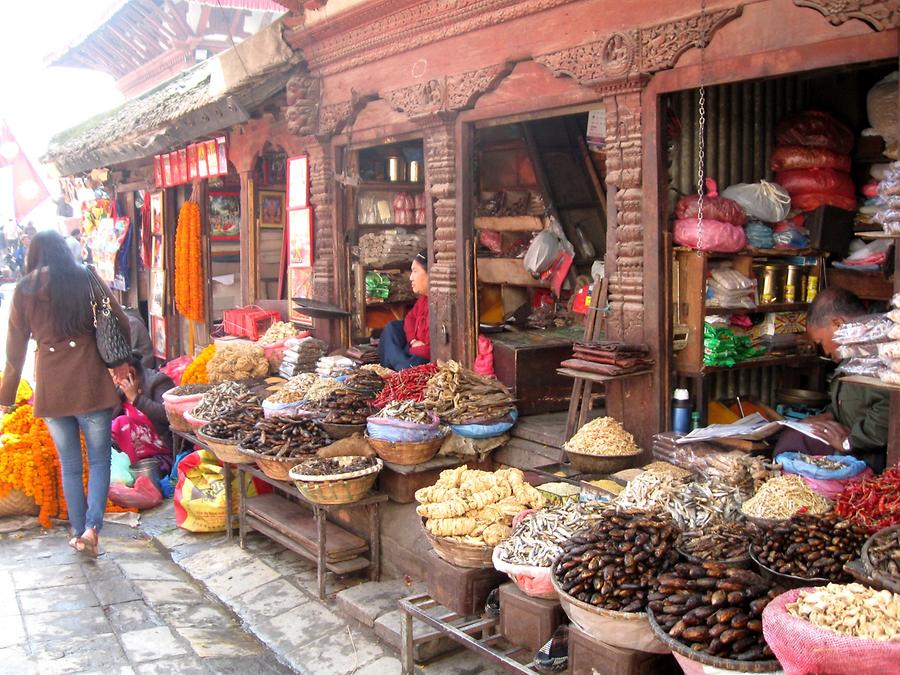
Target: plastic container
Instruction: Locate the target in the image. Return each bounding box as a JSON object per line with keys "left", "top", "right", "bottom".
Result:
{"left": 672, "top": 389, "right": 691, "bottom": 434}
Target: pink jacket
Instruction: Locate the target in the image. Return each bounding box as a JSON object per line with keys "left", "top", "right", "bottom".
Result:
{"left": 404, "top": 296, "right": 430, "bottom": 360}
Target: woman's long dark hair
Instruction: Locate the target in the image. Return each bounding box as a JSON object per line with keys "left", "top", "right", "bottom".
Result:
{"left": 23, "top": 230, "right": 93, "bottom": 336}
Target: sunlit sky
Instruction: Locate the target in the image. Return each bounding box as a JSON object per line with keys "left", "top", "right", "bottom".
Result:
{"left": 0, "top": 1, "right": 125, "bottom": 171}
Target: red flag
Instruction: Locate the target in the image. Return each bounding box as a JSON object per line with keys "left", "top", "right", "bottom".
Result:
{"left": 0, "top": 120, "right": 50, "bottom": 221}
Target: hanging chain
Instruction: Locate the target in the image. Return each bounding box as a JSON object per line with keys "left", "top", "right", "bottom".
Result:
{"left": 694, "top": 0, "right": 707, "bottom": 255}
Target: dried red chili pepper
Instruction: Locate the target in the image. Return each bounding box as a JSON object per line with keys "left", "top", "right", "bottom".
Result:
{"left": 834, "top": 466, "right": 900, "bottom": 532}
{"left": 373, "top": 363, "right": 438, "bottom": 407}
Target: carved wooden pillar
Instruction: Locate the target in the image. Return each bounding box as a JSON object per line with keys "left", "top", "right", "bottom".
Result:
{"left": 238, "top": 170, "right": 257, "bottom": 305}
{"left": 424, "top": 120, "right": 461, "bottom": 363}
{"left": 308, "top": 139, "right": 343, "bottom": 345}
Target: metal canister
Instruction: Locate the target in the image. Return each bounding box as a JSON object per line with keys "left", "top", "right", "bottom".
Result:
{"left": 408, "top": 160, "right": 421, "bottom": 183}
{"left": 758, "top": 265, "right": 781, "bottom": 304}
{"left": 806, "top": 273, "right": 819, "bottom": 303}
{"left": 386, "top": 155, "right": 406, "bottom": 182}
{"left": 784, "top": 265, "right": 801, "bottom": 303}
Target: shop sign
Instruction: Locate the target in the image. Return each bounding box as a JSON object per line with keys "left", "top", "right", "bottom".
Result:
{"left": 153, "top": 136, "right": 229, "bottom": 188}
{"left": 586, "top": 109, "right": 606, "bottom": 149}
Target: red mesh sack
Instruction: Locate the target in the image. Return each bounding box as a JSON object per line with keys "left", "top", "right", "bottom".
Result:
{"left": 675, "top": 178, "right": 747, "bottom": 226}
{"left": 792, "top": 193, "right": 858, "bottom": 212}
{"left": 775, "top": 111, "right": 855, "bottom": 154}
{"left": 775, "top": 169, "right": 856, "bottom": 198}
{"left": 762, "top": 588, "right": 900, "bottom": 675}
{"left": 673, "top": 218, "right": 747, "bottom": 252}
{"left": 770, "top": 145, "right": 852, "bottom": 172}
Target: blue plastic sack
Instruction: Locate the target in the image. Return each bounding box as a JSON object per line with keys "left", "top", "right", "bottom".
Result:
{"left": 366, "top": 413, "right": 443, "bottom": 443}
{"left": 775, "top": 452, "right": 868, "bottom": 480}
{"left": 450, "top": 410, "right": 518, "bottom": 439}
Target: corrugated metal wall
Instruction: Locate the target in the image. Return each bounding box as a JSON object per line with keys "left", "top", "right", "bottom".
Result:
{"left": 669, "top": 76, "right": 809, "bottom": 406}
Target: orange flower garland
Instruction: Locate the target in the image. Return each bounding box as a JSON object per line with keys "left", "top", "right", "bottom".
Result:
{"left": 174, "top": 196, "right": 204, "bottom": 323}
{"left": 181, "top": 344, "right": 215, "bottom": 385}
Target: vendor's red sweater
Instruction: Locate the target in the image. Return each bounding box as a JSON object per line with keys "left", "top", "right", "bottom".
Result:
{"left": 404, "top": 295, "right": 430, "bottom": 360}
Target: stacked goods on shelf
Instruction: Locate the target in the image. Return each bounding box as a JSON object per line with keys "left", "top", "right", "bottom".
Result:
{"left": 358, "top": 229, "right": 425, "bottom": 266}
{"left": 832, "top": 313, "right": 895, "bottom": 379}
{"left": 279, "top": 337, "right": 328, "bottom": 378}
{"left": 873, "top": 162, "right": 900, "bottom": 235}
{"left": 879, "top": 299, "right": 900, "bottom": 385}
{"left": 673, "top": 179, "right": 747, "bottom": 252}
{"left": 346, "top": 345, "right": 379, "bottom": 365}
{"left": 365, "top": 271, "right": 415, "bottom": 304}
{"left": 560, "top": 341, "right": 653, "bottom": 377}
{"left": 703, "top": 319, "right": 764, "bottom": 367}
{"left": 316, "top": 355, "right": 356, "bottom": 378}
{"left": 705, "top": 266, "right": 756, "bottom": 309}
{"left": 772, "top": 111, "right": 856, "bottom": 213}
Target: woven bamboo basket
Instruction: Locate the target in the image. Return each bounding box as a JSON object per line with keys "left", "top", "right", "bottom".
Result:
{"left": 165, "top": 406, "right": 194, "bottom": 433}
{"left": 238, "top": 446, "right": 309, "bottom": 481}
{"left": 0, "top": 489, "right": 39, "bottom": 517}
{"left": 197, "top": 427, "right": 254, "bottom": 465}
{"left": 365, "top": 433, "right": 445, "bottom": 465}
{"left": 289, "top": 458, "right": 382, "bottom": 505}
{"left": 421, "top": 518, "right": 494, "bottom": 569}
{"left": 182, "top": 408, "right": 210, "bottom": 433}
{"left": 321, "top": 422, "right": 366, "bottom": 440}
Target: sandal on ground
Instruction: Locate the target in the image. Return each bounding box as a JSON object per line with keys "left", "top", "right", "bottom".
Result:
{"left": 77, "top": 529, "right": 99, "bottom": 558}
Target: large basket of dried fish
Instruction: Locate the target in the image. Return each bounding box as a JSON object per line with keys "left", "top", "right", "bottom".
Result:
{"left": 238, "top": 416, "right": 332, "bottom": 481}
{"left": 365, "top": 432, "right": 446, "bottom": 466}
{"left": 163, "top": 385, "right": 211, "bottom": 432}
{"left": 423, "top": 360, "right": 515, "bottom": 426}
{"left": 563, "top": 417, "right": 642, "bottom": 474}
{"left": 321, "top": 422, "right": 367, "bottom": 440}
{"left": 289, "top": 456, "right": 382, "bottom": 505}
{"left": 182, "top": 406, "right": 210, "bottom": 433}
{"left": 677, "top": 522, "right": 753, "bottom": 568}
{"left": 197, "top": 426, "right": 254, "bottom": 464}
{"left": 860, "top": 524, "right": 900, "bottom": 594}
{"left": 367, "top": 402, "right": 442, "bottom": 444}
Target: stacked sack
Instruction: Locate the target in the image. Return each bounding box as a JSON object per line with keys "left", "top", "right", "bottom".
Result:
{"left": 874, "top": 161, "right": 900, "bottom": 236}
{"left": 673, "top": 178, "right": 747, "bottom": 252}
{"left": 881, "top": 294, "right": 900, "bottom": 386}
{"left": 772, "top": 110, "right": 857, "bottom": 212}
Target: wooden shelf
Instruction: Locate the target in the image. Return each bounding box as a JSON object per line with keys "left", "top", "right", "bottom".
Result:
{"left": 673, "top": 246, "right": 818, "bottom": 258}
{"left": 841, "top": 375, "right": 900, "bottom": 392}
{"left": 365, "top": 299, "right": 417, "bottom": 307}
{"left": 706, "top": 302, "right": 809, "bottom": 315}
{"left": 678, "top": 353, "right": 824, "bottom": 376}
{"left": 858, "top": 231, "right": 900, "bottom": 240}
{"left": 826, "top": 267, "right": 894, "bottom": 301}
{"left": 358, "top": 223, "right": 425, "bottom": 229}
{"left": 556, "top": 368, "right": 652, "bottom": 384}
{"left": 477, "top": 257, "right": 548, "bottom": 287}
{"left": 358, "top": 180, "right": 424, "bottom": 191}
{"left": 474, "top": 215, "right": 543, "bottom": 232}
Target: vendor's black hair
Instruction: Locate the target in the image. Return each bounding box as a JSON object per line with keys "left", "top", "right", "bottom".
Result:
{"left": 414, "top": 249, "right": 428, "bottom": 270}
{"left": 807, "top": 287, "right": 865, "bottom": 327}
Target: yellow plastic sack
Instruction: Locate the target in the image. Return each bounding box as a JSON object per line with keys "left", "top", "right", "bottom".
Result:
{"left": 174, "top": 449, "right": 254, "bottom": 532}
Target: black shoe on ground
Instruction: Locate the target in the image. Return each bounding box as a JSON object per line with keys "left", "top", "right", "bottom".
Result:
{"left": 534, "top": 624, "right": 568, "bottom": 672}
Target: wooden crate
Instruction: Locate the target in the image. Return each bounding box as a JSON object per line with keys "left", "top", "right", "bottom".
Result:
{"left": 569, "top": 624, "right": 679, "bottom": 675}
{"left": 425, "top": 550, "right": 505, "bottom": 618}
{"left": 492, "top": 332, "right": 575, "bottom": 415}
{"left": 498, "top": 582, "right": 564, "bottom": 652}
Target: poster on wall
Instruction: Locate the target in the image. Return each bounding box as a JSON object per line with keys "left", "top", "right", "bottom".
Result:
{"left": 288, "top": 208, "right": 313, "bottom": 268}
{"left": 151, "top": 316, "right": 167, "bottom": 359}
{"left": 259, "top": 190, "right": 284, "bottom": 229}
{"left": 208, "top": 191, "right": 240, "bottom": 239}
{"left": 149, "top": 269, "right": 165, "bottom": 317}
{"left": 287, "top": 155, "right": 309, "bottom": 209}
{"left": 289, "top": 267, "right": 314, "bottom": 327}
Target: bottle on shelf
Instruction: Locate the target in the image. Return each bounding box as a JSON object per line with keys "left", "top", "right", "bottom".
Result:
{"left": 672, "top": 388, "right": 692, "bottom": 434}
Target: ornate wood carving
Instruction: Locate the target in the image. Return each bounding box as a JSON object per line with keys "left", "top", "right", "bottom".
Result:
{"left": 286, "top": 0, "right": 577, "bottom": 75}
{"left": 284, "top": 70, "right": 321, "bottom": 137}
{"left": 308, "top": 142, "right": 338, "bottom": 313}
{"left": 534, "top": 7, "right": 742, "bottom": 86}
{"left": 793, "top": 0, "right": 899, "bottom": 30}
{"left": 382, "top": 64, "right": 512, "bottom": 120}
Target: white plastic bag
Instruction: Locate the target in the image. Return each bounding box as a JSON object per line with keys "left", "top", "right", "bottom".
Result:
{"left": 722, "top": 181, "right": 791, "bottom": 223}
{"left": 524, "top": 216, "right": 574, "bottom": 276}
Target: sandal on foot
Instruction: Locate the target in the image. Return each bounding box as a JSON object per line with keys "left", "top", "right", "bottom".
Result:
{"left": 68, "top": 536, "right": 85, "bottom": 553}
{"left": 78, "top": 529, "right": 99, "bottom": 558}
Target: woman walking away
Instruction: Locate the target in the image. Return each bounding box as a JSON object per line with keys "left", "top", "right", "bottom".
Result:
{"left": 0, "top": 231, "right": 130, "bottom": 557}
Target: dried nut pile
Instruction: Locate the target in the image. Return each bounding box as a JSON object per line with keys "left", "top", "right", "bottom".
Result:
{"left": 267, "top": 373, "right": 319, "bottom": 404}
{"left": 167, "top": 384, "right": 212, "bottom": 397}
{"left": 787, "top": 583, "right": 900, "bottom": 641}
{"left": 372, "top": 400, "right": 433, "bottom": 424}
{"left": 423, "top": 360, "right": 514, "bottom": 424}
{"left": 259, "top": 321, "right": 298, "bottom": 344}
{"left": 307, "top": 390, "right": 374, "bottom": 425}
{"left": 294, "top": 456, "right": 377, "bottom": 477}
{"left": 741, "top": 474, "right": 832, "bottom": 520}
{"left": 868, "top": 528, "right": 900, "bottom": 579}
{"left": 192, "top": 383, "right": 255, "bottom": 420}
{"left": 303, "top": 378, "right": 344, "bottom": 402}
{"left": 615, "top": 473, "right": 744, "bottom": 529}
{"left": 202, "top": 401, "right": 264, "bottom": 440}
{"left": 206, "top": 344, "right": 270, "bottom": 382}
{"left": 754, "top": 514, "right": 868, "bottom": 581}
{"left": 241, "top": 416, "right": 332, "bottom": 458}
{"left": 495, "top": 501, "right": 610, "bottom": 567}
{"left": 553, "top": 510, "right": 679, "bottom": 612}
{"left": 679, "top": 522, "right": 754, "bottom": 562}
{"left": 564, "top": 417, "right": 641, "bottom": 456}
{"left": 341, "top": 370, "right": 385, "bottom": 398}
{"left": 643, "top": 461, "right": 693, "bottom": 480}
{"left": 416, "top": 466, "right": 545, "bottom": 547}
{"left": 652, "top": 564, "right": 777, "bottom": 661}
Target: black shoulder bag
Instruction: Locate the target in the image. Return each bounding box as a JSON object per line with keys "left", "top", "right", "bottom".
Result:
{"left": 87, "top": 266, "right": 131, "bottom": 368}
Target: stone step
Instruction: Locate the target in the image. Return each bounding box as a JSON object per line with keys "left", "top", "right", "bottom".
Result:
{"left": 335, "top": 579, "right": 424, "bottom": 628}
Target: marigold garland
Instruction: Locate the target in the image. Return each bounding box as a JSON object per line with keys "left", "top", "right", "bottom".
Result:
{"left": 174, "top": 196, "right": 204, "bottom": 323}
{"left": 181, "top": 344, "right": 216, "bottom": 385}
{"left": 0, "top": 404, "right": 136, "bottom": 528}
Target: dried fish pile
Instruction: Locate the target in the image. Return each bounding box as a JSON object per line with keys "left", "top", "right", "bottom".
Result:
{"left": 616, "top": 473, "right": 744, "bottom": 529}
{"left": 168, "top": 384, "right": 212, "bottom": 397}
{"left": 294, "top": 456, "right": 377, "bottom": 477}
{"left": 679, "top": 522, "right": 754, "bottom": 562}
{"left": 702, "top": 454, "right": 774, "bottom": 494}
{"left": 306, "top": 390, "right": 374, "bottom": 425}
{"left": 793, "top": 453, "right": 847, "bottom": 471}
{"left": 741, "top": 474, "right": 831, "bottom": 520}
{"left": 787, "top": 583, "right": 900, "bottom": 641}
{"left": 564, "top": 417, "right": 641, "bottom": 456}
{"left": 652, "top": 563, "right": 778, "bottom": 662}
{"left": 868, "top": 528, "right": 900, "bottom": 580}
{"left": 360, "top": 364, "right": 394, "bottom": 378}
{"left": 553, "top": 510, "right": 679, "bottom": 612}
{"left": 495, "top": 502, "right": 610, "bottom": 567}
{"left": 303, "top": 378, "right": 344, "bottom": 402}
{"left": 267, "top": 373, "right": 319, "bottom": 404}
{"left": 202, "top": 401, "right": 264, "bottom": 440}
{"left": 192, "top": 383, "right": 256, "bottom": 420}
{"left": 372, "top": 400, "right": 433, "bottom": 424}
{"left": 754, "top": 514, "right": 868, "bottom": 582}
{"left": 342, "top": 370, "right": 385, "bottom": 398}
{"left": 423, "top": 360, "right": 514, "bottom": 424}
{"left": 241, "top": 416, "right": 331, "bottom": 458}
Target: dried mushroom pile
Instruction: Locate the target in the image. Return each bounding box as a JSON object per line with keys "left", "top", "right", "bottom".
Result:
{"left": 206, "top": 344, "right": 270, "bottom": 383}
{"left": 416, "top": 466, "right": 544, "bottom": 546}
{"left": 423, "top": 361, "right": 514, "bottom": 424}
{"left": 564, "top": 417, "right": 641, "bottom": 456}
{"left": 787, "top": 584, "right": 900, "bottom": 641}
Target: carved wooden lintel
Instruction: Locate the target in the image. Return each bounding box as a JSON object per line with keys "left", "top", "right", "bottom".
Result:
{"left": 284, "top": 69, "right": 321, "bottom": 137}
{"left": 535, "top": 7, "right": 742, "bottom": 86}
{"left": 793, "top": 0, "right": 899, "bottom": 30}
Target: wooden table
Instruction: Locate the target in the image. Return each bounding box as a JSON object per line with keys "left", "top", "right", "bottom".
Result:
{"left": 237, "top": 464, "right": 387, "bottom": 599}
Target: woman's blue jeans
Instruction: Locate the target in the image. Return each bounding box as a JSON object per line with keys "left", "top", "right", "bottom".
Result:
{"left": 45, "top": 408, "right": 114, "bottom": 536}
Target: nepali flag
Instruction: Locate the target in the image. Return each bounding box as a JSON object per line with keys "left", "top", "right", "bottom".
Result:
{"left": 0, "top": 120, "right": 50, "bottom": 222}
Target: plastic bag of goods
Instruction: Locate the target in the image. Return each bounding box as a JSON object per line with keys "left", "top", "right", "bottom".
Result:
{"left": 775, "top": 110, "right": 855, "bottom": 154}
{"left": 450, "top": 409, "right": 518, "bottom": 439}
{"left": 791, "top": 192, "right": 857, "bottom": 212}
{"left": 366, "top": 412, "right": 443, "bottom": 443}
{"left": 770, "top": 145, "right": 852, "bottom": 172}
{"left": 722, "top": 181, "right": 792, "bottom": 223}
{"left": 776, "top": 452, "right": 873, "bottom": 500}
{"left": 775, "top": 168, "right": 855, "bottom": 200}
{"left": 674, "top": 178, "right": 747, "bottom": 226}
{"left": 492, "top": 546, "right": 555, "bottom": 600}
{"left": 762, "top": 585, "right": 900, "bottom": 675}
{"left": 108, "top": 475, "right": 163, "bottom": 510}
{"left": 673, "top": 218, "right": 747, "bottom": 253}
{"left": 174, "top": 450, "right": 255, "bottom": 532}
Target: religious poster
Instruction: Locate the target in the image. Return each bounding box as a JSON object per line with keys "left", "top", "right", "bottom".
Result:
{"left": 287, "top": 155, "right": 309, "bottom": 209}
{"left": 149, "top": 269, "right": 165, "bottom": 317}
{"left": 288, "top": 208, "right": 313, "bottom": 268}
{"left": 151, "top": 316, "right": 167, "bottom": 359}
{"left": 208, "top": 191, "right": 240, "bottom": 239}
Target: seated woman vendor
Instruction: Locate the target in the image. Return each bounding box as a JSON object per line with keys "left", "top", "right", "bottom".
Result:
{"left": 774, "top": 288, "right": 888, "bottom": 471}
{"left": 379, "top": 249, "right": 430, "bottom": 371}
{"left": 110, "top": 353, "right": 176, "bottom": 463}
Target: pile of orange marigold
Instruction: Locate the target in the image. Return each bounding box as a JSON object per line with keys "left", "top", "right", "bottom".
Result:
{"left": 0, "top": 402, "right": 135, "bottom": 528}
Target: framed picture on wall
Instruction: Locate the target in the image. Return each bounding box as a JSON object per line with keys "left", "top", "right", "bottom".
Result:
{"left": 150, "top": 192, "right": 164, "bottom": 235}
{"left": 151, "top": 233, "right": 164, "bottom": 270}
{"left": 150, "top": 316, "right": 168, "bottom": 359}
{"left": 287, "top": 155, "right": 309, "bottom": 209}
{"left": 259, "top": 190, "right": 285, "bottom": 229}
{"left": 208, "top": 191, "right": 240, "bottom": 239}
{"left": 288, "top": 208, "right": 313, "bottom": 268}
{"left": 149, "top": 269, "right": 165, "bottom": 317}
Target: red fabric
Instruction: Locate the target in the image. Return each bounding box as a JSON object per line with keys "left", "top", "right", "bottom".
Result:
{"left": 675, "top": 178, "right": 747, "bottom": 226}
{"left": 775, "top": 110, "right": 855, "bottom": 154}
{"left": 474, "top": 335, "right": 495, "bottom": 377}
{"left": 770, "top": 145, "right": 852, "bottom": 172}
{"left": 673, "top": 218, "right": 747, "bottom": 252}
{"left": 775, "top": 168, "right": 856, "bottom": 198}
{"left": 404, "top": 295, "right": 430, "bottom": 360}
{"left": 0, "top": 120, "right": 50, "bottom": 220}
{"left": 140, "top": 191, "right": 152, "bottom": 268}
{"left": 791, "top": 193, "right": 857, "bottom": 212}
